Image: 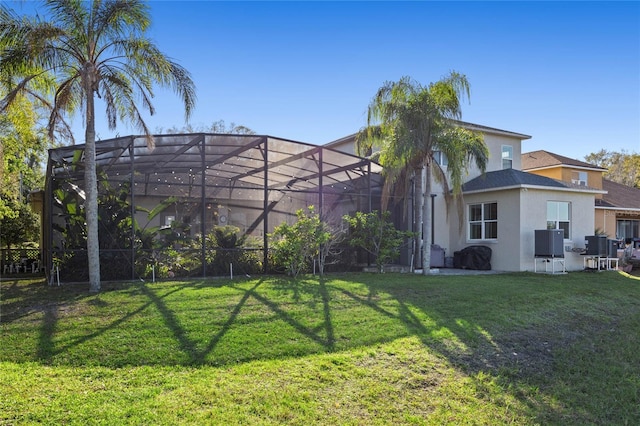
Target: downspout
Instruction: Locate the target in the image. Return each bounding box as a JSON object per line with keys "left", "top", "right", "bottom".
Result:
{"left": 263, "top": 137, "right": 269, "bottom": 274}
{"left": 200, "top": 136, "right": 206, "bottom": 278}
{"left": 130, "top": 137, "right": 135, "bottom": 280}
{"left": 431, "top": 193, "right": 437, "bottom": 245}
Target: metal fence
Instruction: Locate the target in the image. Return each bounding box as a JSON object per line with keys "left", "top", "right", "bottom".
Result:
{"left": 1, "top": 248, "right": 43, "bottom": 275}
{"left": 45, "top": 246, "right": 366, "bottom": 284}
{"left": 43, "top": 134, "right": 385, "bottom": 284}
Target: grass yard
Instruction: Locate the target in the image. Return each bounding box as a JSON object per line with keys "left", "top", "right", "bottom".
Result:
{"left": 1, "top": 271, "right": 639, "bottom": 425}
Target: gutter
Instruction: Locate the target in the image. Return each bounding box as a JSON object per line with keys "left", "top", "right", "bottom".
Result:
{"left": 462, "top": 184, "right": 607, "bottom": 196}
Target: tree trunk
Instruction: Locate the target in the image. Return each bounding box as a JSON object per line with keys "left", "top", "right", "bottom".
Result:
{"left": 84, "top": 81, "right": 101, "bottom": 293}
{"left": 421, "top": 162, "right": 432, "bottom": 275}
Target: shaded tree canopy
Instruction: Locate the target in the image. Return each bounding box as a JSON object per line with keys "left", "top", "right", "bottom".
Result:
{"left": 0, "top": 196, "right": 39, "bottom": 248}
{"left": 0, "top": 82, "right": 50, "bottom": 248}
{"left": 585, "top": 149, "right": 640, "bottom": 188}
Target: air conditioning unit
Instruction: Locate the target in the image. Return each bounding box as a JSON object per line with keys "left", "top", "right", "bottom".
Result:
{"left": 585, "top": 235, "right": 607, "bottom": 256}
{"left": 535, "top": 229, "right": 564, "bottom": 258}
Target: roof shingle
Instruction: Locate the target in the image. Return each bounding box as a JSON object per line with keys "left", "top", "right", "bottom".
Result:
{"left": 462, "top": 168, "right": 572, "bottom": 192}
{"left": 596, "top": 179, "right": 640, "bottom": 209}
{"left": 522, "top": 150, "right": 606, "bottom": 171}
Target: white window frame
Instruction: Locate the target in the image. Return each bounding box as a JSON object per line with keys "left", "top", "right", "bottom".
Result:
{"left": 160, "top": 213, "right": 176, "bottom": 229}
{"left": 433, "top": 151, "right": 448, "bottom": 167}
{"left": 468, "top": 202, "right": 498, "bottom": 241}
{"left": 546, "top": 201, "right": 571, "bottom": 239}
{"left": 501, "top": 145, "right": 513, "bottom": 169}
{"left": 571, "top": 171, "right": 588, "bottom": 186}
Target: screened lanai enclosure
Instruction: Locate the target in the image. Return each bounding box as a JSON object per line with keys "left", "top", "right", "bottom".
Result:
{"left": 43, "top": 134, "right": 384, "bottom": 282}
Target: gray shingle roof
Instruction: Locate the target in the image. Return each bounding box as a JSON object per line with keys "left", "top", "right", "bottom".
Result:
{"left": 462, "top": 168, "right": 580, "bottom": 193}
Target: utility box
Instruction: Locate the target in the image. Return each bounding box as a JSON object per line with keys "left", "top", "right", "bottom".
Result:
{"left": 607, "top": 239, "right": 621, "bottom": 258}
{"left": 535, "top": 229, "right": 564, "bottom": 258}
{"left": 585, "top": 235, "right": 607, "bottom": 256}
{"left": 430, "top": 244, "right": 445, "bottom": 268}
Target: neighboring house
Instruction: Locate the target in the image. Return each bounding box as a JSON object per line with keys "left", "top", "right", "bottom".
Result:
{"left": 597, "top": 180, "right": 640, "bottom": 242}
{"left": 522, "top": 150, "right": 640, "bottom": 243}
{"left": 328, "top": 122, "right": 605, "bottom": 272}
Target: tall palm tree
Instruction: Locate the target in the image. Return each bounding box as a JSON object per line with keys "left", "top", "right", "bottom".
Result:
{"left": 357, "top": 72, "right": 488, "bottom": 274}
{"left": 0, "top": 0, "right": 196, "bottom": 292}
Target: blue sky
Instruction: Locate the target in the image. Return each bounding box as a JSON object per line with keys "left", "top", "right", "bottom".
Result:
{"left": 10, "top": 1, "right": 640, "bottom": 160}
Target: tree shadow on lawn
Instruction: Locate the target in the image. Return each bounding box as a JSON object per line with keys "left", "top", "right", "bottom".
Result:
{"left": 1, "top": 278, "right": 87, "bottom": 324}
{"left": 20, "top": 276, "right": 337, "bottom": 367}
{"left": 10, "top": 273, "right": 633, "bottom": 371}
{"left": 343, "top": 272, "right": 640, "bottom": 424}
{"left": 8, "top": 272, "right": 639, "bottom": 422}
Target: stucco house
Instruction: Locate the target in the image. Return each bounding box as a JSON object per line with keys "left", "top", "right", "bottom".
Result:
{"left": 40, "top": 124, "right": 618, "bottom": 280}
{"left": 522, "top": 150, "right": 640, "bottom": 244}
{"left": 327, "top": 122, "right": 605, "bottom": 272}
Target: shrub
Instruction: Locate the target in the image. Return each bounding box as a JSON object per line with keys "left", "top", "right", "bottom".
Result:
{"left": 269, "top": 206, "right": 338, "bottom": 277}
{"left": 343, "top": 210, "right": 413, "bottom": 272}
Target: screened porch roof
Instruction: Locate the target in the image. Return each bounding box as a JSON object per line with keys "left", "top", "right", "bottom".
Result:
{"left": 48, "top": 133, "right": 383, "bottom": 200}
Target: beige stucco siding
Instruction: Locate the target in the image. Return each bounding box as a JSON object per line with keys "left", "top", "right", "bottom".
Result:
{"left": 530, "top": 167, "right": 562, "bottom": 180}
{"left": 595, "top": 208, "right": 617, "bottom": 237}
{"left": 527, "top": 167, "right": 604, "bottom": 193}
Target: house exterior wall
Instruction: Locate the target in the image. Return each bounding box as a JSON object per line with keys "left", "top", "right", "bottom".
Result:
{"left": 529, "top": 167, "right": 562, "bottom": 180}
{"left": 575, "top": 169, "right": 603, "bottom": 190}
{"left": 526, "top": 164, "right": 611, "bottom": 237}
{"left": 464, "top": 133, "right": 524, "bottom": 180}
{"left": 432, "top": 193, "right": 452, "bottom": 255}
{"left": 328, "top": 139, "right": 357, "bottom": 156}
{"left": 519, "top": 189, "right": 595, "bottom": 271}
{"left": 528, "top": 166, "right": 604, "bottom": 193}
{"left": 595, "top": 208, "right": 616, "bottom": 237}
{"left": 449, "top": 188, "right": 522, "bottom": 271}
{"left": 430, "top": 131, "right": 527, "bottom": 257}
{"left": 448, "top": 187, "right": 595, "bottom": 272}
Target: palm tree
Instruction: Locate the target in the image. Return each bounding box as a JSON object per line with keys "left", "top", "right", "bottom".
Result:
{"left": 357, "top": 73, "right": 488, "bottom": 274}
{"left": 0, "top": 0, "right": 196, "bottom": 292}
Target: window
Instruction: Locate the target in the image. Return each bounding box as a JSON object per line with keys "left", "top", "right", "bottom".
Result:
{"left": 547, "top": 201, "right": 570, "bottom": 239}
{"left": 161, "top": 214, "right": 175, "bottom": 229}
{"left": 502, "top": 145, "right": 513, "bottom": 169}
{"left": 571, "top": 171, "right": 588, "bottom": 186}
{"left": 433, "top": 151, "right": 448, "bottom": 167}
{"left": 617, "top": 219, "right": 639, "bottom": 241}
{"left": 468, "top": 202, "right": 498, "bottom": 240}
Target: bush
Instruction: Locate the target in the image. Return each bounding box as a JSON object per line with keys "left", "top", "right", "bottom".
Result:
{"left": 269, "top": 206, "right": 337, "bottom": 277}
{"left": 343, "top": 210, "right": 413, "bottom": 272}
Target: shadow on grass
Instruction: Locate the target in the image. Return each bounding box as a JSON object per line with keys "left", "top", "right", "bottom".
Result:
{"left": 4, "top": 272, "right": 639, "bottom": 423}
{"left": 1, "top": 277, "right": 90, "bottom": 327}
{"left": 344, "top": 272, "right": 640, "bottom": 424}
{"left": 138, "top": 279, "right": 265, "bottom": 365}
{"left": 136, "top": 276, "right": 336, "bottom": 365}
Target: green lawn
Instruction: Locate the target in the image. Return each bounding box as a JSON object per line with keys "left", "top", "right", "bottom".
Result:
{"left": 1, "top": 272, "right": 639, "bottom": 425}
